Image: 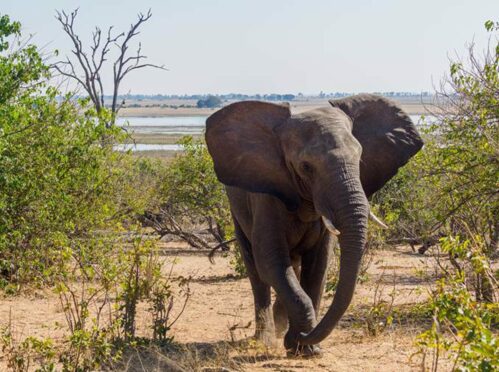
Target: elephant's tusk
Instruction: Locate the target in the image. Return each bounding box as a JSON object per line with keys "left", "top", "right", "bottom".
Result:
{"left": 369, "top": 211, "right": 388, "bottom": 229}
{"left": 322, "top": 216, "right": 340, "bottom": 235}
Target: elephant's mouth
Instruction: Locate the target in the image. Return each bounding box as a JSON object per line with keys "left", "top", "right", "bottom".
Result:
{"left": 320, "top": 207, "right": 388, "bottom": 235}
{"left": 296, "top": 199, "right": 321, "bottom": 223}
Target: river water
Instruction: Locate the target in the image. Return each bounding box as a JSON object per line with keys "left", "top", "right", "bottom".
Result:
{"left": 116, "top": 114, "right": 433, "bottom": 152}
{"left": 116, "top": 116, "right": 206, "bottom": 135}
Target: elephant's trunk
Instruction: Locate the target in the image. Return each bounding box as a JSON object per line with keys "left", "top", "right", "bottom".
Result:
{"left": 299, "top": 168, "right": 368, "bottom": 345}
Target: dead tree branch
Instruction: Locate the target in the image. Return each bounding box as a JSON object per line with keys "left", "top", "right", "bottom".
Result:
{"left": 53, "top": 8, "right": 167, "bottom": 127}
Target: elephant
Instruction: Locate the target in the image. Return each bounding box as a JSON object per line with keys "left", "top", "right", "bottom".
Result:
{"left": 205, "top": 94, "right": 423, "bottom": 356}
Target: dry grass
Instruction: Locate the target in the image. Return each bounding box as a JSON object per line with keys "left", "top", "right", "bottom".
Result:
{"left": 0, "top": 242, "right": 456, "bottom": 371}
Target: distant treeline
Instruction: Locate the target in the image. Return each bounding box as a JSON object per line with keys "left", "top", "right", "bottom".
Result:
{"left": 102, "top": 91, "right": 432, "bottom": 102}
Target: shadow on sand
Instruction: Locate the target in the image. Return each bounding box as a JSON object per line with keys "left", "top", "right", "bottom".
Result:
{"left": 117, "top": 337, "right": 284, "bottom": 371}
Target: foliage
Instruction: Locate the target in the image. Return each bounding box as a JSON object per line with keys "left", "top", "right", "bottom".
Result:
{"left": 372, "top": 150, "right": 438, "bottom": 249}
{"left": 0, "top": 14, "right": 131, "bottom": 285}
{"left": 374, "top": 20, "right": 498, "bottom": 301}
{"left": 1, "top": 224, "right": 189, "bottom": 371}
{"left": 0, "top": 15, "right": 48, "bottom": 105}
{"left": 370, "top": 20, "right": 499, "bottom": 371}
{"left": 116, "top": 231, "right": 190, "bottom": 342}
{"left": 230, "top": 247, "right": 247, "bottom": 278}
{"left": 356, "top": 20, "right": 499, "bottom": 370}
{"left": 143, "top": 136, "right": 243, "bottom": 273}
{"left": 162, "top": 136, "right": 231, "bottom": 237}
{"left": 0, "top": 329, "right": 56, "bottom": 372}
{"left": 196, "top": 95, "right": 222, "bottom": 108}
{"left": 0, "top": 15, "right": 188, "bottom": 370}
{"left": 417, "top": 276, "right": 498, "bottom": 372}
{"left": 52, "top": 226, "right": 189, "bottom": 370}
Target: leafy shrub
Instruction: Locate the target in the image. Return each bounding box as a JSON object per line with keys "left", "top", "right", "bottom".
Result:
{"left": 373, "top": 20, "right": 499, "bottom": 371}
{"left": 0, "top": 15, "right": 188, "bottom": 370}
{"left": 0, "top": 329, "right": 56, "bottom": 372}
{"left": 417, "top": 275, "right": 498, "bottom": 371}
{"left": 143, "top": 136, "right": 244, "bottom": 273}
{"left": 374, "top": 20, "right": 498, "bottom": 301}
{"left": 0, "top": 15, "right": 133, "bottom": 285}
{"left": 372, "top": 150, "right": 438, "bottom": 249}
{"left": 230, "top": 247, "right": 247, "bottom": 278}
{"left": 161, "top": 136, "right": 232, "bottom": 242}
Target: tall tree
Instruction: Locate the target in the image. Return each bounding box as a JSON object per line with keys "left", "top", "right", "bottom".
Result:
{"left": 54, "top": 8, "right": 166, "bottom": 127}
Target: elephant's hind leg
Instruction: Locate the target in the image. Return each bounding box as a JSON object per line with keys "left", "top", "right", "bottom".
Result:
{"left": 234, "top": 219, "right": 276, "bottom": 346}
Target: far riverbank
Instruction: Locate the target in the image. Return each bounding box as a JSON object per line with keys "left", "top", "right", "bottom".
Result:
{"left": 119, "top": 97, "right": 434, "bottom": 118}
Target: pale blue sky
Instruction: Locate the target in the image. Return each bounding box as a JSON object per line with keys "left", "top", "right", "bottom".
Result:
{"left": 3, "top": 0, "right": 498, "bottom": 95}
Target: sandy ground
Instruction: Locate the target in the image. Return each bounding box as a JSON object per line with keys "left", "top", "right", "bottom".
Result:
{"left": 0, "top": 241, "right": 454, "bottom": 371}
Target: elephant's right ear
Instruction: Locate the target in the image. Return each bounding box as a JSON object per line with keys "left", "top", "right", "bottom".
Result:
{"left": 205, "top": 101, "right": 300, "bottom": 211}
{"left": 329, "top": 94, "right": 423, "bottom": 197}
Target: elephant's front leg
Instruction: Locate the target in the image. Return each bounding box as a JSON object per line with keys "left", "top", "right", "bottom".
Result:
{"left": 300, "top": 232, "right": 332, "bottom": 316}
{"left": 234, "top": 220, "right": 276, "bottom": 346}
{"left": 246, "top": 269, "right": 275, "bottom": 346}
{"left": 252, "top": 240, "right": 320, "bottom": 356}
{"left": 273, "top": 258, "right": 301, "bottom": 338}
{"left": 295, "top": 233, "right": 332, "bottom": 355}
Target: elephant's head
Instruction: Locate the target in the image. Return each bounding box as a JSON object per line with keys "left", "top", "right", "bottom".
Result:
{"left": 205, "top": 94, "right": 423, "bottom": 345}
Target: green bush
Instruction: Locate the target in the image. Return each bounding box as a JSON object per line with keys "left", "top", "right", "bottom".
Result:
{"left": 161, "top": 136, "right": 232, "bottom": 241}
{"left": 417, "top": 275, "right": 498, "bottom": 371}
{"left": 374, "top": 20, "right": 498, "bottom": 301}
{"left": 0, "top": 15, "right": 187, "bottom": 370}
{"left": 373, "top": 20, "right": 499, "bottom": 371}
{"left": 144, "top": 136, "right": 244, "bottom": 273}
{"left": 0, "top": 329, "right": 56, "bottom": 372}
{"left": 196, "top": 95, "right": 222, "bottom": 108}
{"left": 0, "top": 14, "right": 167, "bottom": 286}
{"left": 0, "top": 15, "right": 133, "bottom": 285}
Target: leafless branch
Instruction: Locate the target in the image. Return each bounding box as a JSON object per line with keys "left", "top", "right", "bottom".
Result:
{"left": 53, "top": 8, "right": 167, "bottom": 127}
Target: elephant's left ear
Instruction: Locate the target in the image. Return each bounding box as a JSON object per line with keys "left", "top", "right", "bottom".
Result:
{"left": 329, "top": 94, "right": 423, "bottom": 197}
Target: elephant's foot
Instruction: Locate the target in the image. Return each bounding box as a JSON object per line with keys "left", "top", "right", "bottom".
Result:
{"left": 254, "top": 328, "right": 276, "bottom": 348}
{"left": 254, "top": 308, "right": 277, "bottom": 347}
{"left": 275, "top": 322, "right": 289, "bottom": 339}
{"left": 284, "top": 330, "right": 322, "bottom": 358}
{"left": 273, "top": 308, "right": 288, "bottom": 338}
{"left": 286, "top": 344, "right": 322, "bottom": 358}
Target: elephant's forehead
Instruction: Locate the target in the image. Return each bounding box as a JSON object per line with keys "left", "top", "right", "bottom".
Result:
{"left": 286, "top": 107, "right": 354, "bottom": 149}
{"left": 290, "top": 107, "right": 351, "bottom": 133}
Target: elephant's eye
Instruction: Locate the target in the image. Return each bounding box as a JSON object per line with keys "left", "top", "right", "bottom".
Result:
{"left": 301, "top": 161, "right": 314, "bottom": 175}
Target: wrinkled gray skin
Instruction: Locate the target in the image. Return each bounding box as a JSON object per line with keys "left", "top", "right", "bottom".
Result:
{"left": 205, "top": 94, "right": 423, "bottom": 356}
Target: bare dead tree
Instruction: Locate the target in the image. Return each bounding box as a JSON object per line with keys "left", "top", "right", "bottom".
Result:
{"left": 53, "top": 8, "right": 167, "bottom": 127}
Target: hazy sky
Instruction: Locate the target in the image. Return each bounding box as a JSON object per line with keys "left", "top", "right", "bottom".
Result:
{"left": 3, "top": 0, "right": 498, "bottom": 95}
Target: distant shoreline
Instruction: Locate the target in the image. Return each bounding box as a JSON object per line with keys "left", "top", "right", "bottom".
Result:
{"left": 119, "top": 97, "right": 434, "bottom": 118}
{"left": 121, "top": 97, "right": 433, "bottom": 155}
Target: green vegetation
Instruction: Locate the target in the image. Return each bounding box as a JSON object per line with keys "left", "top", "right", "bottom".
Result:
{"left": 196, "top": 95, "right": 222, "bottom": 108}
{"left": 141, "top": 136, "right": 235, "bottom": 255}
{"left": 371, "top": 20, "right": 498, "bottom": 370}
{"left": 0, "top": 15, "right": 189, "bottom": 370}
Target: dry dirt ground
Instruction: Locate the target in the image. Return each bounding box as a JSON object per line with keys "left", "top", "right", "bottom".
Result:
{"left": 0, "top": 243, "right": 452, "bottom": 371}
